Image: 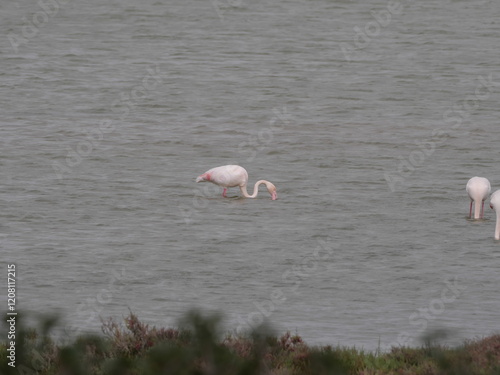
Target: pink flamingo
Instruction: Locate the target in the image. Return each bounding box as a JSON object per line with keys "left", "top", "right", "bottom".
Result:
{"left": 490, "top": 190, "right": 500, "bottom": 240}
{"left": 196, "top": 165, "right": 277, "bottom": 200}
{"left": 466, "top": 177, "right": 491, "bottom": 219}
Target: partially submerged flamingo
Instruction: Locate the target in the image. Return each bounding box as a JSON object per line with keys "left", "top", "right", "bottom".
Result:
{"left": 466, "top": 176, "right": 491, "bottom": 219}
{"left": 196, "top": 165, "right": 277, "bottom": 200}
{"left": 490, "top": 190, "right": 500, "bottom": 240}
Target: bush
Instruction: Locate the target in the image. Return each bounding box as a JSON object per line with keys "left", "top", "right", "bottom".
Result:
{"left": 1, "top": 311, "right": 499, "bottom": 375}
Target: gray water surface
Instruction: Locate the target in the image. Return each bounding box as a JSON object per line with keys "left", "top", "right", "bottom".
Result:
{"left": 1, "top": 0, "right": 499, "bottom": 350}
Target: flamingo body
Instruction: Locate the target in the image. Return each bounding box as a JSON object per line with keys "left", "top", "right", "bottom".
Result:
{"left": 490, "top": 190, "right": 500, "bottom": 240}
{"left": 196, "top": 165, "right": 277, "bottom": 200}
{"left": 466, "top": 177, "right": 491, "bottom": 219}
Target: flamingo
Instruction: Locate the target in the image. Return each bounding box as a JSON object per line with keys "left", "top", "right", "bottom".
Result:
{"left": 466, "top": 176, "right": 491, "bottom": 219}
{"left": 490, "top": 190, "right": 500, "bottom": 240}
{"left": 196, "top": 165, "right": 277, "bottom": 200}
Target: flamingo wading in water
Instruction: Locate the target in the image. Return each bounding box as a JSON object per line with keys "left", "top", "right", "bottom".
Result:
{"left": 196, "top": 165, "right": 277, "bottom": 200}
{"left": 490, "top": 190, "right": 500, "bottom": 240}
{"left": 466, "top": 176, "right": 491, "bottom": 219}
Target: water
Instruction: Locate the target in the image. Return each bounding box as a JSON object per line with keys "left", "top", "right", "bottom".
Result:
{"left": 1, "top": 0, "right": 499, "bottom": 351}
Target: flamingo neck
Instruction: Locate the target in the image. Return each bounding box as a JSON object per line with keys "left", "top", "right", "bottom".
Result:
{"left": 239, "top": 180, "right": 269, "bottom": 198}
{"left": 473, "top": 199, "right": 483, "bottom": 219}
{"left": 495, "top": 211, "right": 500, "bottom": 240}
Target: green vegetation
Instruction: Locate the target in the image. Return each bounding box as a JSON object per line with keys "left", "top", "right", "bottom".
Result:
{"left": 1, "top": 311, "right": 499, "bottom": 375}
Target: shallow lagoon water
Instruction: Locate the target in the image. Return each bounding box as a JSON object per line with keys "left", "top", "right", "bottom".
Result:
{"left": 0, "top": 0, "right": 499, "bottom": 350}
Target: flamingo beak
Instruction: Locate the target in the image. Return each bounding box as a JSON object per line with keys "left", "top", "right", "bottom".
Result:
{"left": 196, "top": 176, "right": 204, "bottom": 182}
{"left": 490, "top": 203, "right": 494, "bottom": 210}
{"left": 271, "top": 191, "right": 277, "bottom": 200}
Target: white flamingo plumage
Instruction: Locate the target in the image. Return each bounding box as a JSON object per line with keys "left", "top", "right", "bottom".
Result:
{"left": 490, "top": 190, "right": 500, "bottom": 240}
{"left": 196, "top": 165, "right": 277, "bottom": 200}
{"left": 466, "top": 176, "right": 491, "bottom": 219}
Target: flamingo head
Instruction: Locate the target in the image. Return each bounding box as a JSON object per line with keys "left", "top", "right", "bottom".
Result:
{"left": 266, "top": 182, "right": 277, "bottom": 200}
{"left": 196, "top": 173, "right": 210, "bottom": 183}
{"left": 490, "top": 191, "right": 500, "bottom": 211}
